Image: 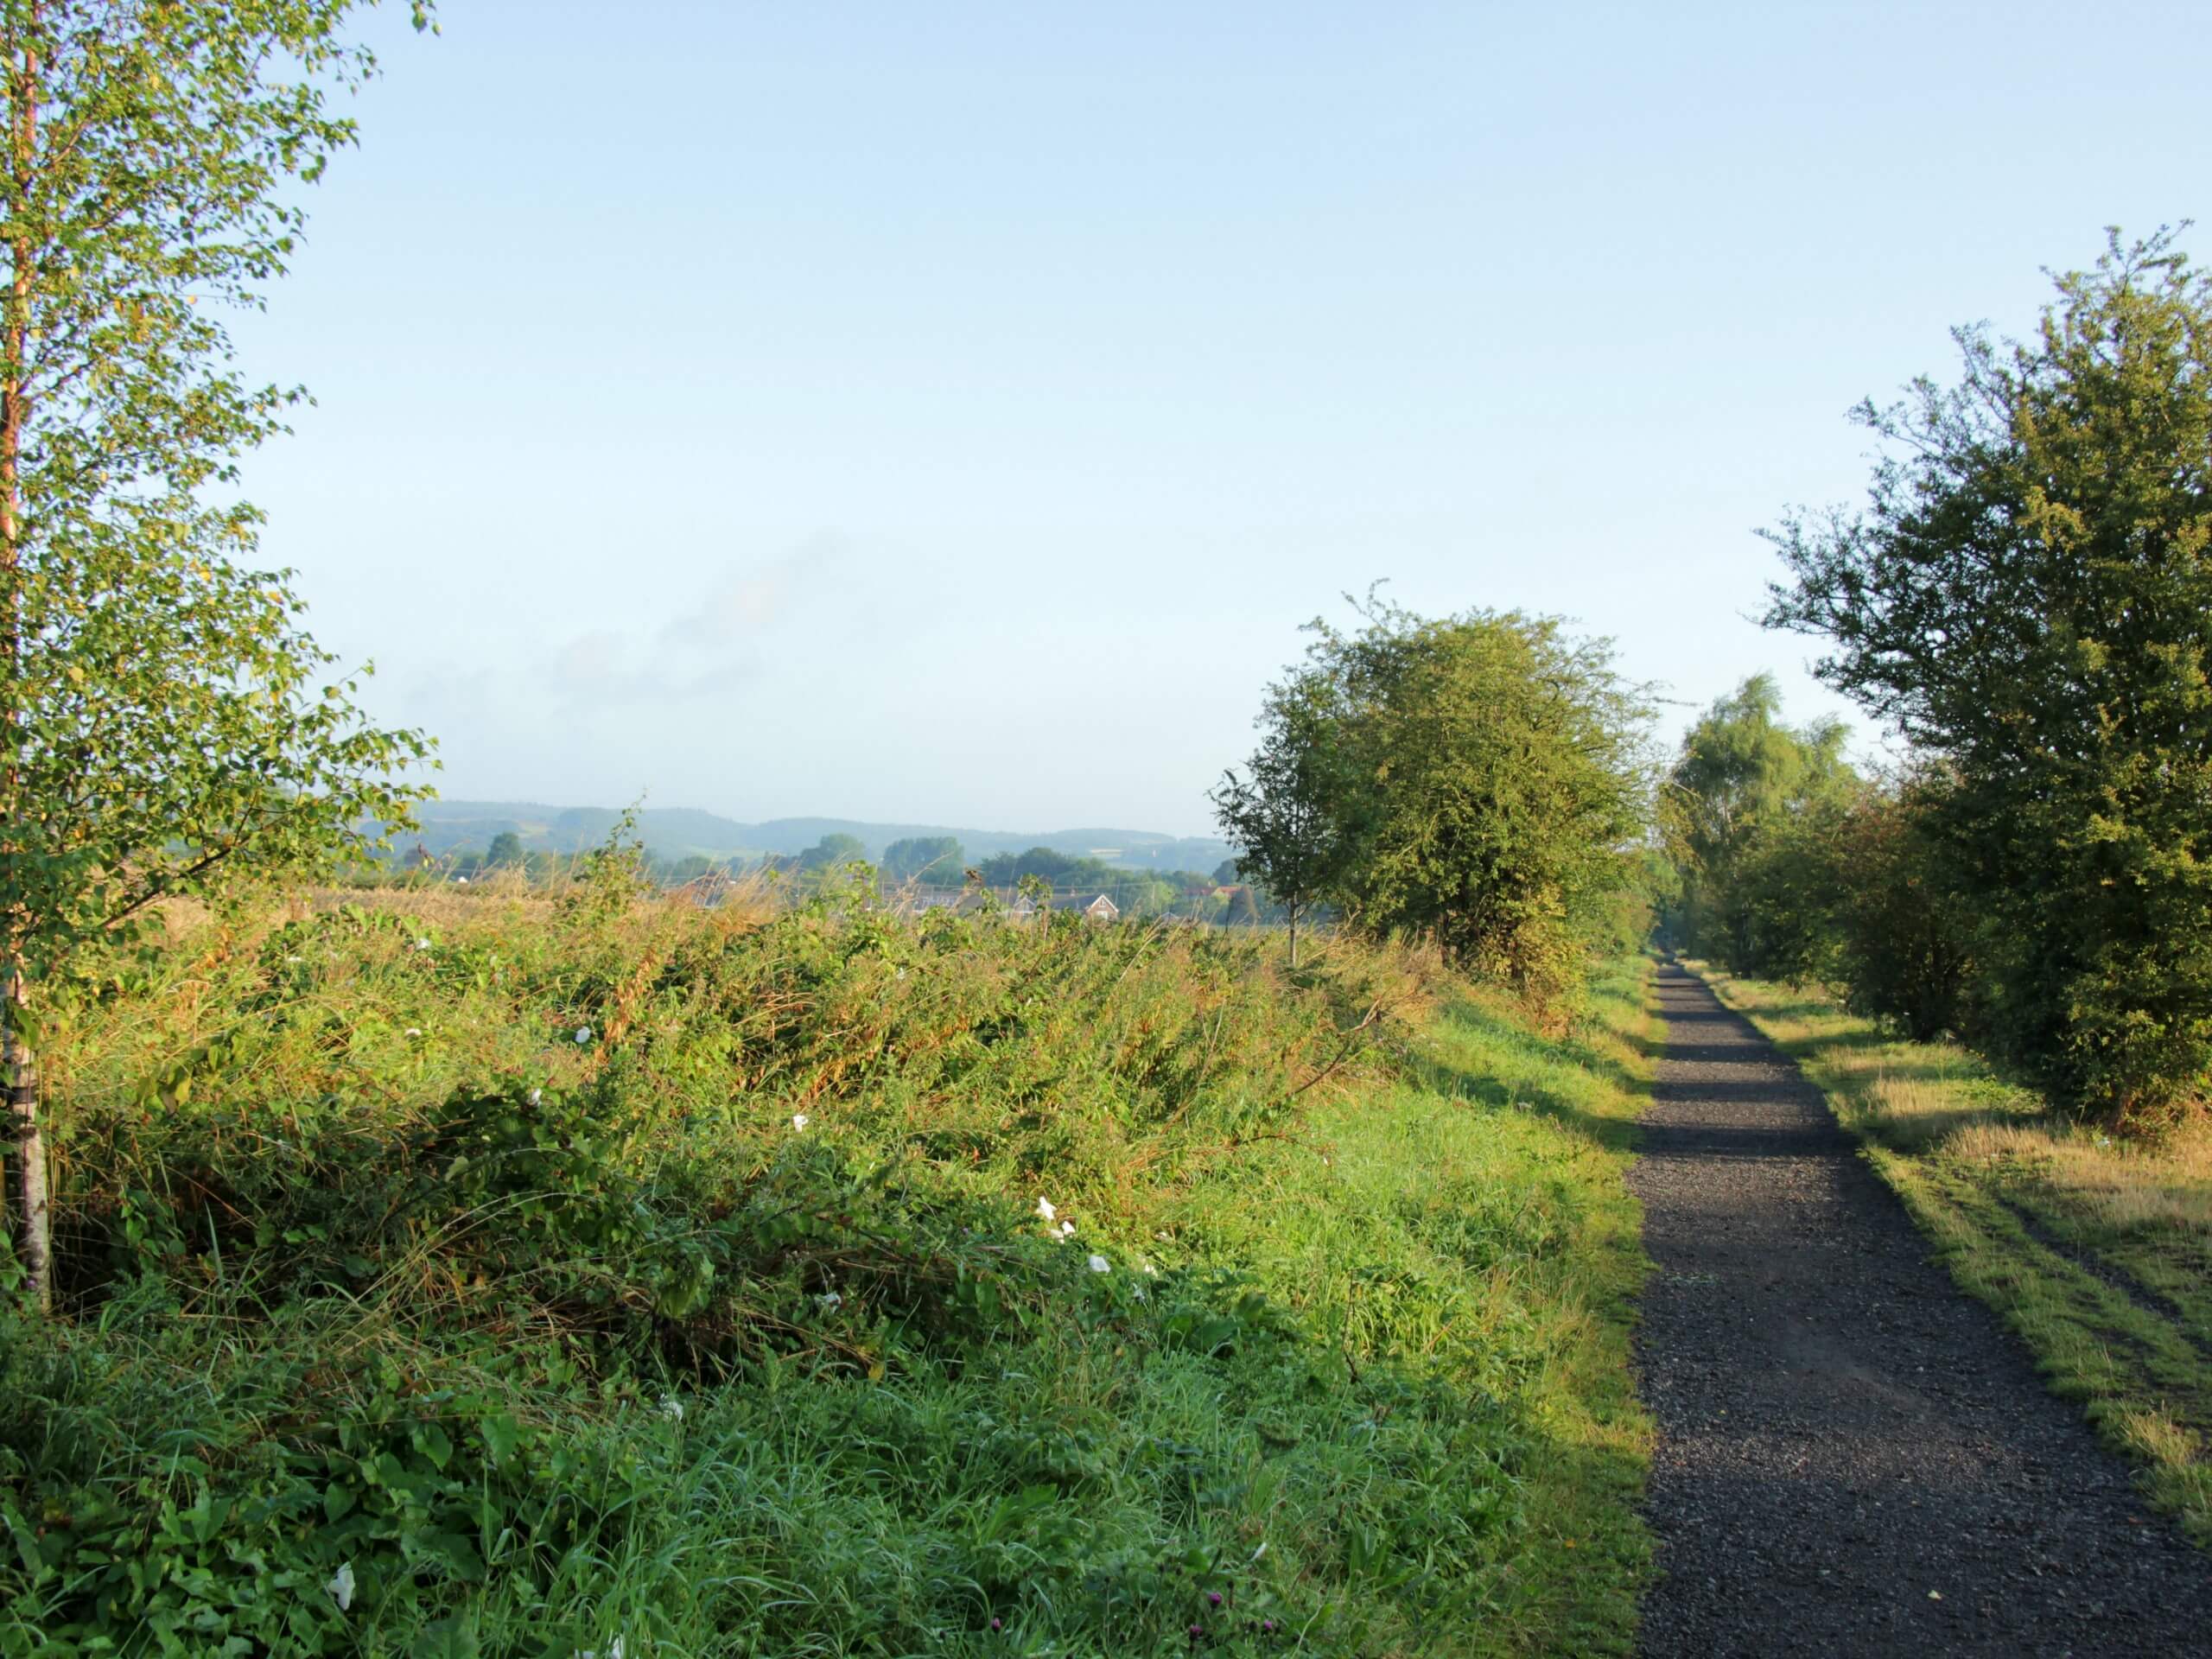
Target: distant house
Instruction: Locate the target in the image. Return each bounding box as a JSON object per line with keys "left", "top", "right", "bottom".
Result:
{"left": 1066, "top": 893, "right": 1120, "bottom": 923}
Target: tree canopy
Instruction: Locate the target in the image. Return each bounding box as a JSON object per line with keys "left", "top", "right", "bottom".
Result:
{"left": 1766, "top": 229, "right": 2212, "bottom": 1121}
{"left": 1217, "top": 596, "right": 1653, "bottom": 1007}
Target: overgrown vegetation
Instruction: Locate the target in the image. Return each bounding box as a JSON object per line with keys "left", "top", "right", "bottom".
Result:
{"left": 1689, "top": 964, "right": 2212, "bottom": 1545}
{"left": 0, "top": 871, "right": 1657, "bottom": 1655}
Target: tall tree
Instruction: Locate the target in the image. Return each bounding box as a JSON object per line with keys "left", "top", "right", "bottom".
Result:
{"left": 1662, "top": 673, "right": 1858, "bottom": 972}
{"left": 0, "top": 1, "right": 435, "bottom": 1307}
{"left": 1313, "top": 601, "right": 1653, "bottom": 1007}
{"left": 1767, "top": 229, "right": 2212, "bottom": 1122}
{"left": 1211, "top": 665, "right": 1357, "bottom": 967}
{"left": 882, "top": 835, "right": 963, "bottom": 884}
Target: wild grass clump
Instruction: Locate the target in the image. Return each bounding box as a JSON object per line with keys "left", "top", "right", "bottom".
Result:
{"left": 0, "top": 879, "right": 1653, "bottom": 1655}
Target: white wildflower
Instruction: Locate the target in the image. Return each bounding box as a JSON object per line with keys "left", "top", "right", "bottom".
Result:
{"left": 286, "top": 955, "right": 303, "bottom": 965}
{"left": 658, "top": 1395, "right": 683, "bottom": 1422}
{"left": 404, "top": 1027, "right": 423, "bottom": 1039}
{"left": 1036, "top": 1198, "right": 1057, "bottom": 1222}
{"left": 895, "top": 967, "right": 907, "bottom": 981}
{"left": 325, "top": 1560, "right": 355, "bottom": 1611}
{"left": 817, "top": 1291, "right": 842, "bottom": 1310}
{"left": 574, "top": 1026, "right": 593, "bottom": 1044}
{"left": 1142, "top": 1262, "right": 1158, "bottom": 1276}
{"left": 1251, "top": 1541, "right": 1268, "bottom": 1561}
{"left": 1087, "top": 1254, "right": 1110, "bottom": 1274}
{"left": 414, "top": 938, "right": 431, "bottom": 950}
{"left": 791, "top": 1113, "right": 810, "bottom": 1132}
{"left": 530, "top": 1088, "right": 543, "bottom": 1104}
{"left": 1059, "top": 1220, "right": 1076, "bottom": 1236}
{"left": 455, "top": 876, "right": 469, "bottom": 886}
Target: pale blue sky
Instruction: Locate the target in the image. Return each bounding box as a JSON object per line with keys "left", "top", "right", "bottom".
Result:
{"left": 232, "top": 1, "right": 2210, "bottom": 835}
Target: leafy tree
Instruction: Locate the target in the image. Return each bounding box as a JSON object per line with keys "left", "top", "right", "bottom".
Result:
{"left": 1211, "top": 666, "right": 1358, "bottom": 967}
{"left": 1211, "top": 857, "right": 1243, "bottom": 886}
{"left": 797, "top": 833, "right": 867, "bottom": 871}
{"left": 1661, "top": 673, "right": 1858, "bottom": 972}
{"left": 0, "top": 1, "right": 436, "bottom": 1307}
{"left": 976, "top": 847, "right": 1078, "bottom": 886}
{"left": 1767, "top": 229, "right": 2212, "bottom": 1122}
{"left": 486, "top": 830, "right": 525, "bottom": 868}
{"left": 1324, "top": 602, "right": 1652, "bottom": 1007}
{"left": 882, "top": 836, "right": 964, "bottom": 884}
{"left": 1821, "top": 767, "right": 1979, "bottom": 1043}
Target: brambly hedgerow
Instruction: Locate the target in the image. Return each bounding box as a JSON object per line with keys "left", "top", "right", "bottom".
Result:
{"left": 0, "top": 884, "right": 1654, "bottom": 1656}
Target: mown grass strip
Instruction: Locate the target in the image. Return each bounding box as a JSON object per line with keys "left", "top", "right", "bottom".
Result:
{"left": 1690, "top": 963, "right": 2212, "bottom": 1546}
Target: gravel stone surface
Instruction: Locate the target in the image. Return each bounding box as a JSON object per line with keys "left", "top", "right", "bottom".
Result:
{"left": 1630, "top": 963, "right": 2212, "bottom": 1657}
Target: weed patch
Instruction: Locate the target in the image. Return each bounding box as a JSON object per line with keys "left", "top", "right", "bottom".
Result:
{"left": 0, "top": 896, "right": 1654, "bottom": 1654}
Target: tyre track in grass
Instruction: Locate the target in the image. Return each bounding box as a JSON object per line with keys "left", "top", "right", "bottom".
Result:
{"left": 1630, "top": 963, "right": 2212, "bottom": 1657}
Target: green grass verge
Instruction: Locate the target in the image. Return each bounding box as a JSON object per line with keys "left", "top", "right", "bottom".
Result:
{"left": 0, "top": 893, "right": 1655, "bottom": 1655}
{"left": 1689, "top": 962, "right": 2212, "bottom": 1546}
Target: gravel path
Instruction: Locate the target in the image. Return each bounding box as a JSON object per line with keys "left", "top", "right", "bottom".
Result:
{"left": 1630, "top": 962, "right": 2212, "bottom": 1657}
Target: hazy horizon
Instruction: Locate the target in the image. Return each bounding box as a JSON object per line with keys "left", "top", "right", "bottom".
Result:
{"left": 223, "top": 2, "right": 2211, "bottom": 837}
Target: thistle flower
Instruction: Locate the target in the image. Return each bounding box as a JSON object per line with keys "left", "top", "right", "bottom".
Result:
{"left": 325, "top": 1561, "right": 355, "bottom": 1611}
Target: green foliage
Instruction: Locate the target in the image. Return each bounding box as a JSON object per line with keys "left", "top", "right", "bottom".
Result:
{"left": 1659, "top": 674, "right": 1858, "bottom": 976}
{"left": 1225, "top": 597, "right": 1654, "bottom": 1011}
{"left": 1815, "top": 770, "right": 1979, "bottom": 1043}
{"left": 0, "top": 892, "right": 1658, "bottom": 1653}
{"left": 0, "top": 0, "right": 438, "bottom": 988}
{"left": 795, "top": 833, "right": 867, "bottom": 872}
{"left": 485, "top": 833, "right": 524, "bottom": 869}
{"left": 1767, "top": 229, "right": 2212, "bottom": 1123}
{"left": 882, "top": 836, "right": 965, "bottom": 883}
{"left": 1211, "top": 668, "right": 1361, "bottom": 959}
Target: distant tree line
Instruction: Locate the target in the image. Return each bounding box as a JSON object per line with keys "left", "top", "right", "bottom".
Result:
{"left": 1668, "top": 232, "right": 2212, "bottom": 1130}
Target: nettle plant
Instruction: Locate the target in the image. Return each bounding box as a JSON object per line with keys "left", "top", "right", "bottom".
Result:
{"left": 0, "top": 1, "right": 437, "bottom": 1307}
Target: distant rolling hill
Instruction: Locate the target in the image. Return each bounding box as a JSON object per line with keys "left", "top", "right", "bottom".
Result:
{"left": 401, "top": 800, "right": 1235, "bottom": 874}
